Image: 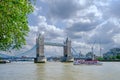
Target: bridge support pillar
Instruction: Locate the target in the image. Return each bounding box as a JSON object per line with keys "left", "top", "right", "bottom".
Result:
{"left": 62, "top": 38, "right": 74, "bottom": 62}
{"left": 34, "top": 56, "right": 46, "bottom": 63}
{"left": 34, "top": 34, "right": 46, "bottom": 63}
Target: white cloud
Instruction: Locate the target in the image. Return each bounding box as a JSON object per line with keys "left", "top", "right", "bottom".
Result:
{"left": 38, "top": 16, "right": 46, "bottom": 22}
{"left": 9, "top": 0, "right": 120, "bottom": 57}
{"left": 33, "top": 6, "right": 41, "bottom": 16}
{"left": 37, "top": 16, "right": 65, "bottom": 41}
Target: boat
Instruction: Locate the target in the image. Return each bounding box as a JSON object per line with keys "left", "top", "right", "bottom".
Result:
{"left": 0, "top": 60, "right": 11, "bottom": 64}
{"left": 73, "top": 59, "right": 102, "bottom": 65}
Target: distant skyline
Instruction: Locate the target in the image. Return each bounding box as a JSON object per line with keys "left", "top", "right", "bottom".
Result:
{"left": 4, "top": 0, "right": 120, "bottom": 57}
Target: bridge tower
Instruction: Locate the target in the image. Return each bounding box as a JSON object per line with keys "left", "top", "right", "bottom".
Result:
{"left": 63, "top": 38, "right": 74, "bottom": 62}
{"left": 34, "top": 34, "right": 46, "bottom": 63}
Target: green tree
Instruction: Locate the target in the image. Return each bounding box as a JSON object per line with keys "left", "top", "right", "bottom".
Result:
{"left": 97, "top": 57, "right": 104, "bottom": 61}
{"left": 0, "top": 0, "right": 34, "bottom": 51}
{"left": 116, "top": 54, "right": 120, "bottom": 59}
{"left": 112, "top": 56, "right": 116, "bottom": 60}
{"left": 110, "top": 48, "right": 120, "bottom": 54}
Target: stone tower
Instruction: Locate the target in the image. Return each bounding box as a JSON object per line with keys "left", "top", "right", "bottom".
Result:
{"left": 63, "top": 37, "right": 74, "bottom": 62}
{"left": 34, "top": 34, "right": 46, "bottom": 63}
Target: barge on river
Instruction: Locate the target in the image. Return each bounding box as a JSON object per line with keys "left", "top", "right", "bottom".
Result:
{"left": 73, "top": 59, "right": 102, "bottom": 65}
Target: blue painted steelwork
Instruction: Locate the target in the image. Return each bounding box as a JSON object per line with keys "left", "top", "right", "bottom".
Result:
{"left": 71, "top": 47, "right": 78, "bottom": 54}
{"left": 0, "top": 53, "right": 12, "bottom": 58}
{"left": 15, "top": 44, "right": 37, "bottom": 57}
{"left": 0, "top": 45, "right": 37, "bottom": 58}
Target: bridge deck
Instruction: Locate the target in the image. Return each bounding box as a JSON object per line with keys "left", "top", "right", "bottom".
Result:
{"left": 44, "top": 42, "right": 65, "bottom": 47}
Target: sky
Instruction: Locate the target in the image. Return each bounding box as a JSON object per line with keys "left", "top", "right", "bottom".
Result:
{"left": 5, "top": 0, "right": 120, "bottom": 57}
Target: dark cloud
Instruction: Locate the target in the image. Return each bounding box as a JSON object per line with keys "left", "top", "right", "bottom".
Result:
{"left": 45, "top": 0, "right": 93, "bottom": 20}
{"left": 65, "top": 21, "right": 95, "bottom": 39}
{"left": 47, "top": 0, "right": 79, "bottom": 19}
{"left": 65, "top": 20, "right": 102, "bottom": 40}
{"left": 67, "top": 22, "right": 96, "bottom": 32}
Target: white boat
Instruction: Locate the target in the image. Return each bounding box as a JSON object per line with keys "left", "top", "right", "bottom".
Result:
{"left": 0, "top": 60, "right": 11, "bottom": 63}
{"left": 5, "top": 60, "right": 11, "bottom": 63}
{"left": 73, "top": 59, "right": 102, "bottom": 65}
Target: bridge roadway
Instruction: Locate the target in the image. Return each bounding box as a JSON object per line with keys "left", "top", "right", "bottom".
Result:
{"left": 44, "top": 42, "right": 65, "bottom": 47}
{"left": 45, "top": 42, "right": 79, "bottom": 54}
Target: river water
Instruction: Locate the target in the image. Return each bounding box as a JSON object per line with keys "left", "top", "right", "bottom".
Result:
{"left": 0, "top": 62, "right": 120, "bottom": 80}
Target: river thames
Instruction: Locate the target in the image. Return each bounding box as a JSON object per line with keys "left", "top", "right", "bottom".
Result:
{"left": 0, "top": 62, "right": 120, "bottom": 80}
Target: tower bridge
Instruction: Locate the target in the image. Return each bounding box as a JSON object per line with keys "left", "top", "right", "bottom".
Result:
{"left": 34, "top": 34, "right": 74, "bottom": 63}
{"left": 0, "top": 34, "right": 75, "bottom": 63}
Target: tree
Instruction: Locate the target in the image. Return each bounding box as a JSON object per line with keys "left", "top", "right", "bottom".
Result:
{"left": 110, "top": 48, "right": 120, "bottom": 54}
{"left": 116, "top": 54, "right": 120, "bottom": 59}
{"left": 0, "top": 0, "right": 34, "bottom": 51}
{"left": 96, "top": 57, "right": 104, "bottom": 61}
{"left": 103, "top": 48, "right": 120, "bottom": 60}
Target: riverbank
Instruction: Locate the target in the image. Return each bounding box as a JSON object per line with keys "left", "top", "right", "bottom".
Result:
{"left": 99, "top": 60, "right": 120, "bottom": 62}
{"left": 0, "top": 60, "right": 6, "bottom": 63}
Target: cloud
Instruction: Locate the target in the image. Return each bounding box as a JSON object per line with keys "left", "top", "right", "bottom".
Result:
{"left": 67, "top": 22, "right": 97, "bottom": 32}
{"left": 37, "top": 16, "right": 65, "bottom": 41}
{"left": 33, "top": 6, "right": 42, "bottom": 16}
{"left": 109, "top": 0, "right": 120, "bottom": 18}
{"left": 64, "top": 4, "right": 103, "bottom": 39}
{"left": 86, "top": 18, "right": 120, "bottom": 52}
{"left": 43, "top": 0, "right": 93, "bottom": 21}
{"left": 5, "top": 0, "right": 120, "bottom": 56}
{"left": 94, "top": 0, "right": 120, "bottom": 19}
{"left": 46, "top": 0, "right": 79, "bottom": 19}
